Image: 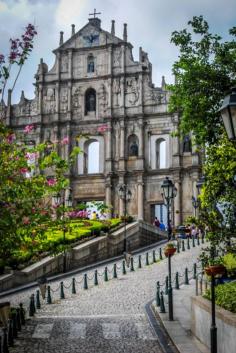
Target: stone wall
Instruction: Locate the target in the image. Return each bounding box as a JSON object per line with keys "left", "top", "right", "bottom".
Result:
{"left": 191, "top": 295, "right": 236, "bottom": 353}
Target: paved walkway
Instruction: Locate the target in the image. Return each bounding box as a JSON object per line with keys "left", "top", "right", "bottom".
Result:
{"left": 1, "top": 241, "right": 205, "bottom": 353}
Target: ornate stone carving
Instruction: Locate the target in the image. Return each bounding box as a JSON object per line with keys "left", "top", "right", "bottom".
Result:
{"left": 125, "top": 77, "right": 140, "bottom": 106}
{"left": 61, "top": 54, "right": 68, "bottom": 72}
{"left": 60, "top": 88, "right": 68, "bottom": 113}
{"left": 72, "top": 86, "right": 82, "bottom": 116}
{"left": 113, "top": 49, "right": 121, "bottom": 67}
{"left": 113, "top": 78, "right": 121, "bottom": 107}
{"left": 98, "top": 83, "right": 108, "bottom": 115}
{"left": 43, "top": 88, "right": 55, "bottom": 114}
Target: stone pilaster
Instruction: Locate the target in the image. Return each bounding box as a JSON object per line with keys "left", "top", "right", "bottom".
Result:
{"left": 137, "top": 176, "right": 144, "bottom": 220}
{"left": 174, "top": 181, "right": 182, "bottom": 226}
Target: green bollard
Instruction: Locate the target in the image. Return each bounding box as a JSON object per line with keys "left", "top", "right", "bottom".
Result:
{"left": 165, "top": 276, "right": 168, "bottom": 295}
{"left": 8, "top": 319, "right": 14, "bottom": 347}
{"left": 159, "top": 248, "right": 163, "bottom": 260}
{"left": 192, "top": 237, "right": 195, "bottom": 247}
{"left": 72, "top": 278, "right": 76, "bottom": 294}
{"left": 60, "top": 282, "right": 65, "bottom": 299}
{"left": 94, "top": 270, "right": 98, "bottom": 285}
{"left": 175, "top": 272, "right": 179, "bottom": 289}
{"left": 177, "top": 241, "right": 180, "bottom": 253}
{"left": 185, "top": 268, "right": 189, "bottom": 284}
{"left": 197, "top": 236, "right": 200, "bottom": 246}
{"left": 138, "top": 255, "right": 142, "bottom": 268}
{"left": 182, "top": 240, "right": 185, "bottom": 251}
{"left": 113, "top": 264, "right": 118, "bottom": 278}
{"left": 16, "top": 308, "right": 21, "bottom": 331}
{"left": 153, "top": 250, "right": 156, "bottom": 263}
{"left": 29, "top": 295, "right": 34, "bottom": 317}
{"left": 32, "top": 293, "right": 36, "bottom": 314}
{"left": 19, "top": 303, "right": 25, "bottom": 325}
{"left": 160, "top": 291, "right": 166, "bottom": 313}
{"left": 193, "top": 263, "right": 197, "bottom": 279}
{"left": 156, "top": 281, "right": 161, "bottom": 307}
{"left": 130, "top": 258, "right": 134, "bottom": 271}
{"left": 47, "top": 285, "right": 52, "bottom": 304}
{"left": 187, "top": 237, "right": 190, "bottom": 250}
{"left": 104, "top": 267, "right": 108, "bottom": 282}
{"left": 146, "top": 252, "right": 149, "bottom": 266}
{"left": 83, "top": 274, "right": 88, "bottom": 289}
{"left": 122, "top": 260, "right": 126, "bottom": 275}
{"left": 36, "top": 289, "right": 41, "bottom": 309}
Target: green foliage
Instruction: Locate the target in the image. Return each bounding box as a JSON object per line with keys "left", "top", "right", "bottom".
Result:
{"left": 223, "top": 253, "right": 236, "bottom": 277}
{"left": 168, "top": 15, "right": 236, "bottom": 145}
{"left": 204, "top": 281, "right": 236, "bottom": 313}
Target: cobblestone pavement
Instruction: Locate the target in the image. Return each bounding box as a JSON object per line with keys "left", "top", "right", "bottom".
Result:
{"left": 2, "top": 242, "right": 204, "bottom": 353}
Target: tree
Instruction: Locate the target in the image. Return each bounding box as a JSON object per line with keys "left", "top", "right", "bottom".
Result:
{"left": 168, "top": 15, "right": 236, "bottom": 146}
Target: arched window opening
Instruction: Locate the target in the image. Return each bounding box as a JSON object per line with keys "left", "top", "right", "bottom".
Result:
{"left": 88, "top": 141, "right": 99, "bottom": 174}
{"left": 183, "top": 135, "right": 192, "bottom": 153}
{"left": 128, "top": 134, "right": 139, "bottom": 157}
{"left": 87, "top": 54, "right": 95, "bottom": 73}
{"left": 156, "top": 139, "right": 166, "bottom": 169}
{"left": 85, "top": 88, "right": 96, "bottom": 114}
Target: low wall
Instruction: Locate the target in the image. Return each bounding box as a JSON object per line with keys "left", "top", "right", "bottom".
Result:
{"left": 0, "top": 221, "right": 166, "bottom": 293}
{"left": 191, "top": 295, "right": 236, "bottom": 353}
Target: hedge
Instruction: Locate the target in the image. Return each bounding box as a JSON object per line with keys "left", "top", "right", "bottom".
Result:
{"left": 204, "top": 281, "right": 236, "bottom": 313}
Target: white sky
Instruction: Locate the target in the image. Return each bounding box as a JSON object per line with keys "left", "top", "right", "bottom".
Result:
{"left": 0, "top": 0, "right": 235, "bottom": 103}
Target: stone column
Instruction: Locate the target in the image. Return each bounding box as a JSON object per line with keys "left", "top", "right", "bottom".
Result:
{"left": 138, "top": 117, "right": 144, "bottom": 158}
{"left": 137, "top": 178, "right": 144, "bottom": 220}
{"left": 105, "top": 121, "right": 112, "bottom": 173}
{"left": 118, "top": 176, "right": 124, "bottom": 216}
{"left": 119, "top": 120, "right": 125, "bottom": 159}
{"left": 38, "top": 84, "right": 43, "bottom": 115}
{"left": 105, "top": 178, "right": 112, "bottom": 219}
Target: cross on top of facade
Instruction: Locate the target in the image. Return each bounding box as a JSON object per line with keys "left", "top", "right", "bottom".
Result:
{"left": 89, "top": 9, "right": 101, "bottom": 18}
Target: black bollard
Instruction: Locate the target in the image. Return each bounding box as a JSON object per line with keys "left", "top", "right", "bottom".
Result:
{"left": 187, "top": 237, "right": 190, "bottom": 250}
{"left": 192, "top": 237, "right": 195, "bottom": 247}
{"left": 175, "top": 272, "right": 179, "bottom": 289}
{"left": 32, "top": 294, "right": 36, "bottom": 314}
{"left": 122, "top": 260, "right": 126, "bottom": 275}
{"left": 16, "top": 308, "right": 21, "bottom": 331}
{"left": 146, "top": 252, "right": 149, "bottom": 266}
{"left": 156, "top": 281, "right": 161, "bottom": 307}
{"left": 177, "top": 241, "right": 180, "bottom": 253}
{"left": 197, "top": 236, "right": 200, "bottom": 246}
{"left": 182, "top": 240, "right": 185, "bottom": 251}
{"left": 72, "top": 278, "right": 76, "bottom": 294}
{"left": 104, "top": 267, "right": 108, "bottom": 282}
{"left": 83, "top": 274, "right": 88, "bottom": 289}
{"left": 60, "top": 282, "right": 65, "bottom": 299}
{"left": 8, "top": 319, "right": 14, "bottom": 347}
{"left": 47, "top": 285, "right": 52, "bottom": 304}
{"left": 36, "top": 289, "right": 41, "bottom": 309}
{"left": 159, "top": 248, "right": 163, "bottom": 260}
{"left": 160, "top": 291, "right": 166, "bottom": 313}
{"left": 19, "top": 303, "right": 25, "bottom": 325}
{"left": 138, "top": 255, "right": 142, "bottom": 268}
{"left": 113, "top": 264, "right": 118, "bottom": 278}
{"left": 12, "top": 312, "right": 17, "bottom": 338}
{"left": 29, "top": 295, "right": 34, "bottom": 317}
{"left": 201, "top": 234, "right": 204, "bottom": 244}
{"left": 165, "top": 276, "right": 168, "bottom": 295}
{"left": 94, "top": 270, "right": 98, "bottom": 285}
{"left": 2, "top": 327, "right": 9, "bottom": 353}
{"left": 193, "top": 263, "right": 197, "bottom": 279}
{"left": 185, "top": 267, "right": 189, "bottom": 285}
{"left": 130, "top": 258, "right": 134, "bottom": 272}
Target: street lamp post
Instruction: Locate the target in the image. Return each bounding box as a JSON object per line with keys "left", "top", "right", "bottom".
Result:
{"left": 52, "top": 189, "right": 73, "bottom": 273}
{"left": 118, "top": 184, "right": 132, "bottom": 253}
{"left": 161, "top": 177, "right": 177, "bottom": 241}
{"left": 218, "top": 87, "right": 236, "bottom": 142}
{"left": 192, "top": 196, "right": 200, "bottom": 217}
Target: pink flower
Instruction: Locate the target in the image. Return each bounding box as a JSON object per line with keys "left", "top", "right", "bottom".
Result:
{"left": 97, "top": 124, "right": 108, "bottom": 133}
{"left": 46, "top": 178, "right": 57, "bottom": 186}
{"left": 61, "top": 137, "right": 69, "bottom": 145}
{"left": 24, "top": 124, "right": 34, "bottom": 133}
{"left": 25, "top": 152, "right": 38, "bottom": 160}
{"left": 20, "top": 167, "right": 28, "bottom": 174}
{"left": 6, "top": 133, "right": 16, "bottom": 143}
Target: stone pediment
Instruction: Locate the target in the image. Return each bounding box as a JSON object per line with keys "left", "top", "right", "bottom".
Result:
{"left": 54, "top": 21, "right": 124, "bottom": 52}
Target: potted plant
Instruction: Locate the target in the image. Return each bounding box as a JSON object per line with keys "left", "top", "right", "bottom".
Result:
{"left": 205, "top": 258, "right": 226, "bottom": 276}
{"left": 164, "top": 242, "right": 176, "bottom": 257}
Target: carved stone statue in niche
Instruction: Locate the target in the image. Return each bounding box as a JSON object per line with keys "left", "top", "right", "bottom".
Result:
{"left": 183, "top": 135, "right": 192, "bottom": 153}
{"left": 130, "top": 141, "right": 139, "bottom": 156}
{"left": 72, "top": 87, "right": 82, "bottom": 116}
{"left": 43, "top": 88, "right": 55, "bottom": 114}
{"left": 113, "top": 78, "right": 121, "bottom": 107}
{"left": 60, "top": 89, "right": 68, "bottom": 113}
{"left": 98, "top": 83, "right": 108, "bottom": 115}
{"left": 125, "top": 77, "right": 140, "bottom": 106}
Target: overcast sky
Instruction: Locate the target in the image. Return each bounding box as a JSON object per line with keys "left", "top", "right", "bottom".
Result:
{"left": 0, "top": 0, "right": 235, "bottom": 103}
